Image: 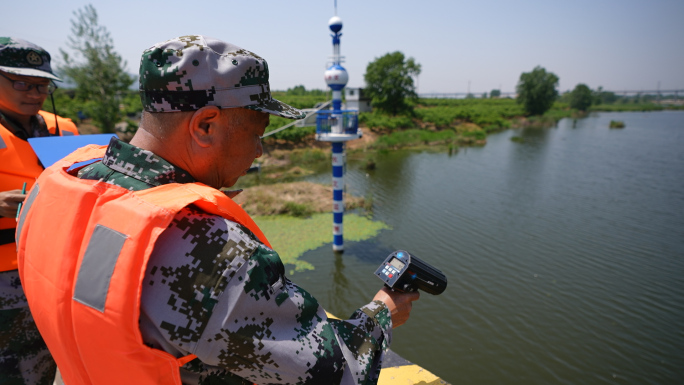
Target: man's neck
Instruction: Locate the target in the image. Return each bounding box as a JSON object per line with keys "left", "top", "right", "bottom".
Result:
{"left": 129, "top": 127, "right": 196, "bottom": 179}
{"left": 0, "top": 109, "right": 32, "bottom": 132}
{"left": 0, "top": 110, "right": 49, "bottom": 140}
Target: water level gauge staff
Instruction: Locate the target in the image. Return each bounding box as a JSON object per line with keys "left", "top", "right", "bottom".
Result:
{"left": 316, "top": 11, "right": 362, "bottom": 252}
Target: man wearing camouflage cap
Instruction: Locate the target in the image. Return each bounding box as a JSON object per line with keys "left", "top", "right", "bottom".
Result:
{"left": 17, "top": 35, "right": 419, "bottom": 384}
{"left": 0, "top": 37, "right": 79, "bottom": 384}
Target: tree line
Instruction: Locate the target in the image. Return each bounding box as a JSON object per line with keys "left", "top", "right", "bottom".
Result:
{"left": 364, "top": 56, "right": 668, "bottom": 119}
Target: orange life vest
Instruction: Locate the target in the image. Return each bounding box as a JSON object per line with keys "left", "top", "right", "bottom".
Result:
{"left": 16, "top": 145, "right": 270, "bottom": 385}
{"left": 0, "top": 110, "right": 79, "bottom": 271}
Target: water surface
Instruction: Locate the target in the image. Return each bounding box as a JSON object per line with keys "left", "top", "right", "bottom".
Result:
{"left": 293, "top": 111, "right": 684, "bottom": 384}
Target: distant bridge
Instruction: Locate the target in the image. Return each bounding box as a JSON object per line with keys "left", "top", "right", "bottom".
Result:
{"left": 419, "top": 89, "right": 684, "bottom": 99}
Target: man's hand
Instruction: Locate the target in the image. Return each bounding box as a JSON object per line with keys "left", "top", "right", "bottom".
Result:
{"left": 0, "top": 189, "right": 26, "bottom": 218}
{"left": 373, "top": 286, "right": 420, "bottom": 328}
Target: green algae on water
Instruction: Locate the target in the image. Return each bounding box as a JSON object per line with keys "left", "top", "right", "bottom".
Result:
{"left": 253, "top": 213, "right": 390, "bottom": 271}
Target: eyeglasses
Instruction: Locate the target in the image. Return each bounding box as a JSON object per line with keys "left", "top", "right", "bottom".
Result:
{"left": 0, "top": 72, "right": 57, "bottom": 95}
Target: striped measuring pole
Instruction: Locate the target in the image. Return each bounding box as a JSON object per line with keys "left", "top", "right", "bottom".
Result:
{"left": 332, "top": 141, "right": 344, "bottom": 251}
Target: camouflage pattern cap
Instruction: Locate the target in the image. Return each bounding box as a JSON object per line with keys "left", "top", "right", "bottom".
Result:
{"left": 0, "top": 37, "right": 60, "bottom": 81}
{"left": 139, "top": 35, "right": 305, "bottom": 119}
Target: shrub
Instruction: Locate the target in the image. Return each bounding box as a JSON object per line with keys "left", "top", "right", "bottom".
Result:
{"left": 609, "top": 120, "right": 625, "bottom": 128}
{"left": 283, "top": 202, "right": 314, "bottom": 217}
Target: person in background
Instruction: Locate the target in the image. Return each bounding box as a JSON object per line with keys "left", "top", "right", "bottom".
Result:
{"left": 0, "top": 37, "right": 79, "bottom": 384}
{"left": 16, "top": 35, "right": 419, "bottom": 385}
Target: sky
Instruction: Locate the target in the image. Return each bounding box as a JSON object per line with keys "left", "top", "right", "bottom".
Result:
{"left": 3, "top": 0, "right": 683, "bottom": 95}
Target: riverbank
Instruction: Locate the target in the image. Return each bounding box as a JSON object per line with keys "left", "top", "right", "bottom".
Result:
{"left": 234, "top": 101, "right": 678, "bottom": 219}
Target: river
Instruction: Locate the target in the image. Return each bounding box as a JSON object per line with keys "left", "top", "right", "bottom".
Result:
{"left": 291, "top": 110, "right": 684, "bottom": 384}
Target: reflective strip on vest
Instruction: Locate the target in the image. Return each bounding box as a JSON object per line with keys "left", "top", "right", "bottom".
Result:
{"left": 62, "top": 130, "right": 75, "bottom": 136}
{"left": 73, "top": 224, "right": 128, "bottom": 312}
{"left": 0, "top": 135, "right": 5, "bottom": 149}
{"left": 15, "top": 183, "right": 40, "bottom": 245}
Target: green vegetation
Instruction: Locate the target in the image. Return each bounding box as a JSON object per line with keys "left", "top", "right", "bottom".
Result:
{"left": 416, "top": 98, "right": 521, "bottom": 131}
{"left": 57, "top": 5, "right": 135, "bottom": 133}
{"left": 354, "top": 98, "right": 527, "bottom": 149}
{"left": 516, "top": 66, "right": 559, "bottom": 116}
{"left": 570, "top": 84, "right": 593, "bottom": 111}
{"left": 264, "top": 115, "right": 315, "bottom": 143}
{"left": 364, "top": 51, "right": 421, "bottom": 115}
{"left": 289, "top": 148, "right": 327, "bottom": 164}
{"left": 282, "top": 202, "right": 314, "bottom": 217}
{"left": 593, "top": 86, "right": 618, "bottom": 105}
{"left": 272, "top": 86, "right": 329, "bottom": 109}
{"left": 43, "top": 89, "right": 141, "bottom": 127}
{"left": 359, "top": 111, "right": 415, "bottom": 130}
{"left": 373, "top": 129, "right": 458, "bottom": 150}
{"left": 44, "top": 83, "right": 677, "bottom": 147}
{"left": 557, "top": 85, "right": 683, "bottom": 113}
{"left": 42, "top": 89, "right": 81, "bottom": 123}
{"left": 609, "top": 120, "right": 626, "bottom": 128}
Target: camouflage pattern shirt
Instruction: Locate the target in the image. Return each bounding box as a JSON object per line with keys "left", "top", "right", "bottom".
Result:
{"left": 78, "top": 138, "right": 392, "bottom": 385}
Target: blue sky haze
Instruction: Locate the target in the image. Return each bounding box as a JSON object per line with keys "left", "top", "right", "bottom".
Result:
{"left": 4, "top": 0, "right": 682, "bottom": 95}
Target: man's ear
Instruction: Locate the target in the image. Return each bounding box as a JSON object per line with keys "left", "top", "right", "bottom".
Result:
{"left": 188, "top": 106, "right": 222, "bottom": 148}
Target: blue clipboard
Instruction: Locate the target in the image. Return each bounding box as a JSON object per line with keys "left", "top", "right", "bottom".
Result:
{"left": 28, "top": 134, "right": 116, "bottom": 169}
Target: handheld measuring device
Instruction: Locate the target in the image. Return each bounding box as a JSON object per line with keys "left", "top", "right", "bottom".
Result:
{"left": 374, "top": 250, "right": 447, "bottom": 295}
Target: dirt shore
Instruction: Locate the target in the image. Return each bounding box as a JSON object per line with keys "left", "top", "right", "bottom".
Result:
{"left": 232, "top": 181, "right": 364, "bottom": 217}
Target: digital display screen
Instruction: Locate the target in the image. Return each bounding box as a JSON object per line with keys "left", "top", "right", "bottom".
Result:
{"left": 389, "top": 258, "right": 405, "bottom": 270}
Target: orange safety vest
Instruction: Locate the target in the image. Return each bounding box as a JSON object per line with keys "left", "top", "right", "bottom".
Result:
{"left": 0, "top": 110, "right": 79, "bottom": 271}
{"left": 16, "top": 145, "right": 270, "bottom": 385}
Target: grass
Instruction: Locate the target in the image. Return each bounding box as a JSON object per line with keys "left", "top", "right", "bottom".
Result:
{"left": 359, "top": 112, "right": 415, "bottom": 130}
{"left": 609, "top": 120, "right": 626, "bottom": 128}
{"left": 233, "top": 181, "right": 365, "bottom": 217}
{"left": 289, "top": 149, "right": 327, "bottom": 164}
